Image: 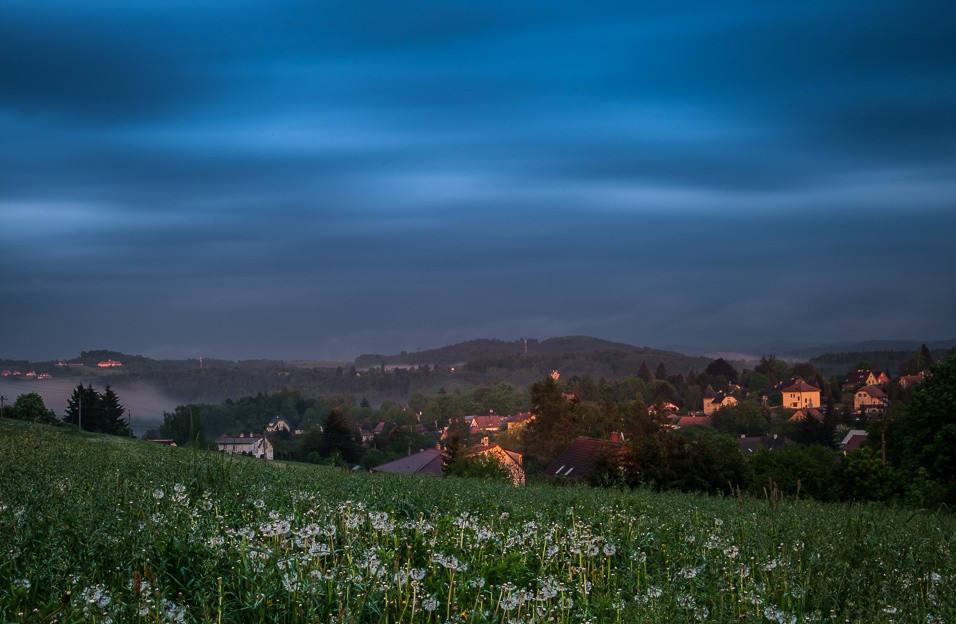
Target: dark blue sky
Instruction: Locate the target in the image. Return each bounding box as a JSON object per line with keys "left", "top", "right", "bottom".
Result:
{"left": 2, "top": 1, "right": 954, "bottom": 361}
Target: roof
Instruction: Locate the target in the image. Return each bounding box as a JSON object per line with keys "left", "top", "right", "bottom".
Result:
{"left": 844, "top": 370, "right": 873, "bottom": 386}
{"left": 371, "top": 448, "right": 445, "bottom": 476}
{"left": 676, "top": 416, "right": 713, "bottom": 428}
{"left": 215, "top": 433, "right": 265, "bottom": 445}
{"left": 782, "top": 379, "right": 821, "bottom": 393}
{"left": 507, "top": 412, "right": 534, "bottom": 424}
{"left": 470, "top": 415, "right": 505, "bottom": 430}
{"left": 857, "top": 385, "right": 886, "bottom": 399}
{"left": 788, "top": 408, "right": 824, "bottom": 422}
{"left": 544, "top": 437, "right": 621, "bottom": 479}
{"left": 738, "top": 435, "right": 789, "bottom": 454}
{"left": 703, "top": 385, "right": 716, "bottom": 399}
{"left": 840, "top": 430, "right": 867, "bottom": 452}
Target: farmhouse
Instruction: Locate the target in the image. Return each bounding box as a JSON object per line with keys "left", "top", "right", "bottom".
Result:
{"left": 265, "top": 416, "right": 291, "bottom": 433}
{"left": 215, "top": 433, "right": 274, "bottom": 460}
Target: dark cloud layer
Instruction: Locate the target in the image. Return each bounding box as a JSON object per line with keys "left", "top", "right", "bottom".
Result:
{"left": 1, "top": 0, "right": 954, "bottom": 361}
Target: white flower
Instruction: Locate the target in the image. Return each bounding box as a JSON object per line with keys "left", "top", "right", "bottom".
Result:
{"left": 152, "top": 489, "right": 164, "bottom": 500}
{"left": 603, "top": 543, "right": 617, "bottom": 556}
{"left": 422, "top": 597, "right": 439, "bottom": 612}
{"left": 13, "top": 579, "right": 30, "bottom": 589}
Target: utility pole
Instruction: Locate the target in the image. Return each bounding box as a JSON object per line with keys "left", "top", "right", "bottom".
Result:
{"left": 0, "top": 395, "right": 6, "bottom": 416}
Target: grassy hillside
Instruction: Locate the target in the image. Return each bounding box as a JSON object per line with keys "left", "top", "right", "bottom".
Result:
{"left": 2, "top": 418, "right": 953, "bottom": 623}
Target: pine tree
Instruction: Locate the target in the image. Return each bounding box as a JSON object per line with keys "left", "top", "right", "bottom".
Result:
{"left": 100, "top": 386, "right": 130, "bottom": 435}
{"left": 63, "top": 384, "right": 103, "bottom": 432}
{"left": 655, "top": 362, "right": 668, "bottom": 381}
{"left": 637, "top": 361, "right": 652, "bottom": 383}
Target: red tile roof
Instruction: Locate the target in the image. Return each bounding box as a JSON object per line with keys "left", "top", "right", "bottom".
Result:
{"left": 782, "top": 379, "right": 820, "bottom": 393}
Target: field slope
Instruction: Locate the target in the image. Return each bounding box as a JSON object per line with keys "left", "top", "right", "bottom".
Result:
{"left": 1, "top": 418, "right": 953, "bottom": 623}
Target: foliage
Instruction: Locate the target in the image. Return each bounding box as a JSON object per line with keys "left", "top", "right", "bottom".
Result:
{"left": 7, "top": 392, "right": 58, "bottom": 425}
{"left": 158, "top": 406, "right": 207, "bottom": 447}
{"left": 711, "top": 400, "right": 768, "bottom": 436}
{"left": 63, "top": 384, "right": 130, "bottom": 435}
{"left": 444, "top": 453, "right": 512, "bottom": 482}
{"left": 884, "top": 354, "right": 956, "bottom": 504}
{"left": 319, "top": 409, "right": 362, "bottom": 464}
{"left": 3, "top": 418, "right": 955, "bottom": 623}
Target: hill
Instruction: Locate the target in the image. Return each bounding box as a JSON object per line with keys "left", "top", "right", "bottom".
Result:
{"left": 2, "top": 417, "right": 954, "bottom": 622}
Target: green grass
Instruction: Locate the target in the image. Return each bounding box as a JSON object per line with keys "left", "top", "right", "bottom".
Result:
{"left": 1, "top": 418, "right": 953, "bottom": 623}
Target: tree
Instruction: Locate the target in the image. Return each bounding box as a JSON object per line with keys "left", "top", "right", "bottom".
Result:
{"left": 10, "top": 392, "right": 58, "bottom": 424}
{"left": 100, "top": 386, "right": 131, "bottom": 435}
{"left": 884, "top": 353, "right": 956, "bottom": 503}
{"left": 705, "top": 358, "right": 738, "bottom": 383}
{"left": 321, "top": 409, "right": 362, "bottom": 464}
{"left": 637, "top": 361, "right": 652, "bottom": 383}
{"left": 711, "top": 401, "right": 768, "bottom": 436}
{"left": 523, "top": 376, "right": 578, "bottom": 468}
{"left": 159, "top": 406, "right": 206, "bottom": 447}
{"left": 655, "top": 362, "right": 668, "bottom": 381}
{"left": 63, "top": 384, "right": 103, "bottom": 432}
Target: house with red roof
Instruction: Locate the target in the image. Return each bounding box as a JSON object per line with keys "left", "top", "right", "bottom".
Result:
{"left": 703, "top": 385, "right": 738, "bottom": 415}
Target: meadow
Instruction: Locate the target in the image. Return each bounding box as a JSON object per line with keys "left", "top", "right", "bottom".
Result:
{"left": 0, "top": 419, "right": 953, "bottom": 623}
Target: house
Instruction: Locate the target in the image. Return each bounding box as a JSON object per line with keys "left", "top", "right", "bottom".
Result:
{"left": 675, "top": 415, "right": 713, "bottom": 428}
{"left": 215, "top": 433, "right": 274, "bottom": 460}
{"left": 97, "top": 359, "right": 123, "bottom": 368}
{"left": 899, "top": 372, "right": 925, "bottom": 389}
{"left": 544, "top": 436, "right": 624, "bottom": 480}
{"left": 843, "top": 370, "right": 878, "bottom": 390}
{"left": 854, "top": 385, "right": 888, "bottom": 414}
{"left": 147, "top": 438, "right": 178, "bottom": 446}
{"left": 359, "top": 428, "right": 375, "bottom": 446}
{"left": 781, "top": 379, "right": 821, "bottom": 409}
{"left": 873, "top": 371, "right": 891, "bottom": 385}
{"left": 372, "top": 448, "right": 446, "bottom": 476}
{"left": 467, "top": 442, "right": 525, "bottom": 485}
{"left": 703, "top": 385, "right": 738, "bottom": 416}
{"left": 37, "top": 373, "right": 53, "bottom": 380}
{"left": 505, "top": 412, "right": 535, "bottom": 430}
{"left": 788, "top": 408, "right": 825, "bottom": 422}
{"left": 839, "top": 430, "right": 867, "bottom": 452}
{"left": 468, "top": 415, "right": 506, "bottom": 434}
{"left": 265, "top": 416, "right": 291, "bottom": 433}
{"left": 24, "top": 371, "right": 37, "bottom": 379}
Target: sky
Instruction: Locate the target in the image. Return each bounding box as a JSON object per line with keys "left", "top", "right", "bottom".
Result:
{"left": 2, "top": 0, "right": 955, "bottom": 362}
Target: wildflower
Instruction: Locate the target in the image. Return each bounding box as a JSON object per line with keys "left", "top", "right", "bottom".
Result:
{"left": 422, "top": 597, "right": 439, "bottom": 612}
{"left": 724, "top": 546, "right": 739, "bottom": 559}
{"left": 152, "top": 489, "right": 164, "bottom": 500}
{"left": 13, "top": 579, "right": 30, "bottom": 589}
{"left": 603, "top": 543, "right": 617, "bottom": 557}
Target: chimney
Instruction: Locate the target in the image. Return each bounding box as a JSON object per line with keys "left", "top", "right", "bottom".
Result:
{"left": 435, "top": 443, "right": 441, "bottom": 451}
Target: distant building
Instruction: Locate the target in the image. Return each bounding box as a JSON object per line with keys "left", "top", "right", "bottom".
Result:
{"left": 265, "top": 416, "right": 291, "bottom": 433}
{"left": 782, "top": 379, "right": 821, "bottom": 409}
{"left": 215, "top": 433, "right": 274, "bottom": 460}
{"left": 703, "top": 385, "right": 738, "bottom": 415}
{"left": 97, "top": 359, "right": 123, "bottom": 368}
{"left": 505, "top": 412, "right": 535, "bottom": 430}
{"left": 840, "top": 430, "right": 868, "bottom": 453}
{"left": 854, "top": 385, "right": 888, "bottom": 414}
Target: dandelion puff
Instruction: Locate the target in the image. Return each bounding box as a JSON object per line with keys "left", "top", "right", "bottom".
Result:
{"left": 422, "top": 597, "right": 439, "bottom": 612}
{"left": 603, "top": 543, "right": 616, "bottom": 557}
{"left": 13, "top": 579, "right": 30, "bottom": 589}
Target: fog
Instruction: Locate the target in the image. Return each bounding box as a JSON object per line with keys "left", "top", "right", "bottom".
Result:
{"left": 0, "top": 378, "right": 181, "bottom": 436}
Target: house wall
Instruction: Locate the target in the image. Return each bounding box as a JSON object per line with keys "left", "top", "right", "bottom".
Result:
{"left": 785, "top": 391, "right": 820, "bottom": 409}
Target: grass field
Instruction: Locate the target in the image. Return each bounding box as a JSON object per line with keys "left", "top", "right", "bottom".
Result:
{"left": 1, "top": 418, "right": 953, "bottom": 623}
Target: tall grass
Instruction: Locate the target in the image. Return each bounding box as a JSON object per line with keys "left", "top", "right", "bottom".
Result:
{"left": 1, "top": 419, "right": 952, "bottom": 623}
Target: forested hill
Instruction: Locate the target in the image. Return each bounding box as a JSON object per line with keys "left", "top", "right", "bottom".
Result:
{"left": 354, "top": 336, "right": 672, "bottom": 367}
{"left": 2, "top": 338, "right": 712, "bottom": 406}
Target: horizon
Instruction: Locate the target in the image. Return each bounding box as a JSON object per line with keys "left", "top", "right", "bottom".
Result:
{"left": 3, "top": 1, "right": 955, "bottom": 360}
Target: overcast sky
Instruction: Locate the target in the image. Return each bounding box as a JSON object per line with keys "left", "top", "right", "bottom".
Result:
{"left": 2, "top": 1, "right": 954, "bottom": 361}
